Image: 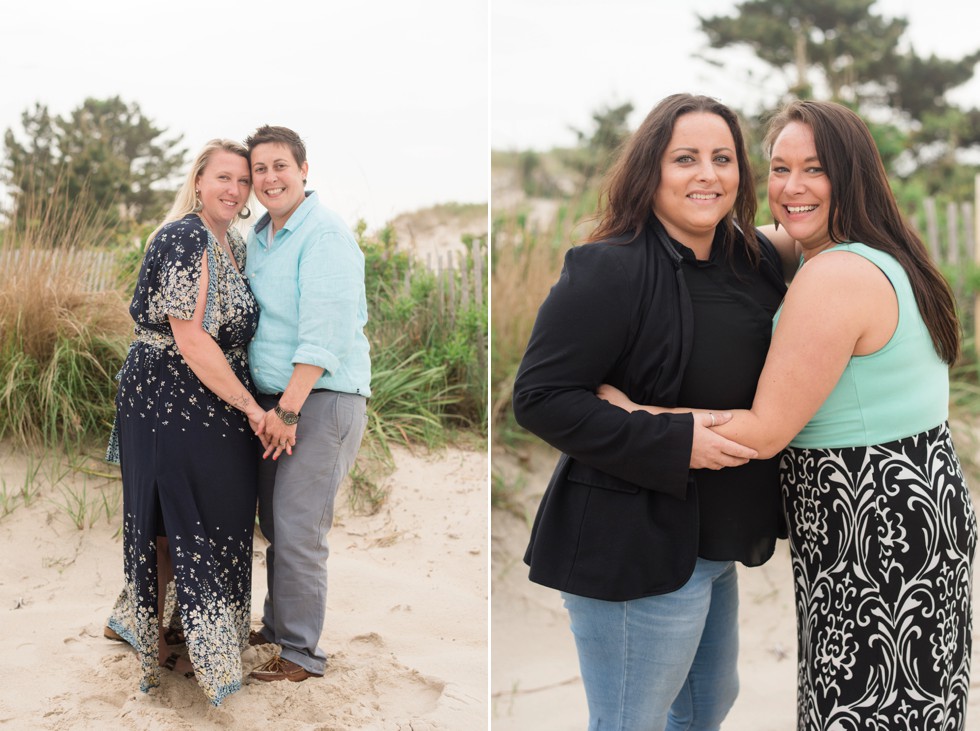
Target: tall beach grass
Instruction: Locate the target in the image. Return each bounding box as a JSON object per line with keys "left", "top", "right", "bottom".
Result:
{"left": 0, "top": 184, "right": 131, "bottom": 451}
{"left": 351, "top": 225, "right": 489, "bottom": 512}
{"left": 491, "top": 165, "right": 980, "bottom": 503}
{"left": 490, "top": 196, "right": 595, "bottom": 447}
{"left": 0, "top": 189, "right": 489, "bottom": 521}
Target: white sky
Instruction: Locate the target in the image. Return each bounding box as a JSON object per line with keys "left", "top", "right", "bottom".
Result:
{"left": 1, "top": 0, "right": 489, "bottom": 230}
{"left": 491, "top": 0, "right": 980, "bottom": 150}
{"left": 4, "top": 1, "right": 976, "bottom": 228}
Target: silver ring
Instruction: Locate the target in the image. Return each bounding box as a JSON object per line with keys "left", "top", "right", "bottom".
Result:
{"left": 709, "top": 412, "right": 716, "bottom": 427}
{"left": 279, "top": 440, "right": 287, "bottom": 447}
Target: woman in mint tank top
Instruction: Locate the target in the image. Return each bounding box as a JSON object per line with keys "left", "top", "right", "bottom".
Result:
{"left": 599, "top": 100, "right": 976, "bottom": 731}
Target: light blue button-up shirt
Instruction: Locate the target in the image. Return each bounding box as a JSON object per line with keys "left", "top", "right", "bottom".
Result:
{"left": 245, "top": 191, "right": 371, "bottom": 397}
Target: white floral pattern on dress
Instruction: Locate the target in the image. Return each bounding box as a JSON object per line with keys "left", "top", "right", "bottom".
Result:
{"left": 106, "top": 215, "right": 259, "bottom": 706}
{"left": 782, "top": 422, "right": 976, "bottom": 731}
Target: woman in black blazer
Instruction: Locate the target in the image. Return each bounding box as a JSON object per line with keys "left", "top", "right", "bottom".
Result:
{"left": 512, "top": 93, "right": 790, "bottom": 730}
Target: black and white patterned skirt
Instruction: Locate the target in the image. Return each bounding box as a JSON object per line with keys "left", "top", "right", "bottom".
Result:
{"left": 781, "top": 422, "right": 977, "bottom": 731}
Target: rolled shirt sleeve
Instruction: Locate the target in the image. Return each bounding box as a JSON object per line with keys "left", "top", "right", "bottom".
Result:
{"left": 246, "top": 192, "right": 372, "bottom": 397}
{"left": 293, "top": 228, "right": 364, "bottom": 374}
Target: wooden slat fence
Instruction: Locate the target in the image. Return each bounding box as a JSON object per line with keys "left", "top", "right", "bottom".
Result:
{"left": 915, "top": 175, "right": 980, "bottom": 354}
{"left": 394, "top": 236, "right": 487, "bottom": 373}
{"left": 415, "top": 236, "right": 487, "bottom": 322}
{"left": 918, "top": 197, "right": 975, "bottom": 275}
{"left": 0, "top": 247, "right": 116, "bottom": 292}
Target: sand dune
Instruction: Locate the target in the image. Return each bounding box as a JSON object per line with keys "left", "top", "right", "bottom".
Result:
{"left": 491, "top": 446, "right": 980, "bottom": 730}
{"left": 0, "top": 443, "right": 487, "bottom": 730}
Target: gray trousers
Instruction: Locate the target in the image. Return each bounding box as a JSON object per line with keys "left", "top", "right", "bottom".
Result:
{"left": 256, "top": 390, "right": 367, "bottom": 674}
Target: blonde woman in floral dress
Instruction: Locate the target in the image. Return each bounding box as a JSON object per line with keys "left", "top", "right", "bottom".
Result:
{"left": 105, "top": 139, "right": 264, "bottom": 705}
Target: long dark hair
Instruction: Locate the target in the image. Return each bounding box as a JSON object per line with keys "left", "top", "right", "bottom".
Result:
{"left": 587, "top": 93, "right": 759, "bottom": 262}
{"left": 764, "top": 99, "right": 960, "bottom": 364}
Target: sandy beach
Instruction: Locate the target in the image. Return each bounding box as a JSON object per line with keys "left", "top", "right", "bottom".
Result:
{"left": 0, "top": 442, "right": 487, "bottom": 730}
{"left": 491, "top": 445, "right": 980, "bottom": 730}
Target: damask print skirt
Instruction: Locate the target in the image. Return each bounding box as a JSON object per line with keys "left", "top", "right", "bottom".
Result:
{"left": 781, "top": 422, "right": 977, "bottom": 731}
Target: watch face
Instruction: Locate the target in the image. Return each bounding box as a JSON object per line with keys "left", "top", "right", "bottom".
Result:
{"left": 276, "top": 406, "right": 300, "bottom": 425}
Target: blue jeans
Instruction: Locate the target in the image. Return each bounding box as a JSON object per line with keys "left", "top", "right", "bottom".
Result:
{"left": 562, "top": 558, "right": 740, "bottom": 731}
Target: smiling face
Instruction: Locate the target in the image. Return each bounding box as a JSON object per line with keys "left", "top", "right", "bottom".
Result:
{"left": 652, "top": 112, "right": 739, "bottom": 254}
{"left": 195, "top": 150, "right": 251, "bottom": 232}
{"left": 768, "top": 121, "right": 834, "bottom": 258}
{"left": 250, "top": 142, "right": 309, "bottom": 227}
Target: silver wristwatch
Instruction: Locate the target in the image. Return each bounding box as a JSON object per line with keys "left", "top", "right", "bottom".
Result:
{"left": 274, "top": 404, "right": 300, "bottom": 425}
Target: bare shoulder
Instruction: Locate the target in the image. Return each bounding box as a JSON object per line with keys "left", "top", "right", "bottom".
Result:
{"left": 787, "top": 248, "right": 893, "bottom": 310}
{"left": 801, "top": 248, "right": 890, "bottom": 283}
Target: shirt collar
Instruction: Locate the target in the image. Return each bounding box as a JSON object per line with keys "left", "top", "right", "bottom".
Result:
{"left": 253, "top": 190, "right": 319, "bottom": 236}
{"left": 670, "top": 226, "right": 724, "bottom": 266}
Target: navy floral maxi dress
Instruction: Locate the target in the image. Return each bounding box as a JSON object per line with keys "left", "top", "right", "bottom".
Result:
{"left": 106, "top": 214, "right": 259, "bottom": 705}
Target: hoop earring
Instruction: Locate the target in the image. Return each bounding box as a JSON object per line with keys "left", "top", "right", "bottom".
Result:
{"left": 239, "top": 205, "right": 251, "bottom": 220}
{"left": 192, "top": 190, "right": 203, "bottom": 213}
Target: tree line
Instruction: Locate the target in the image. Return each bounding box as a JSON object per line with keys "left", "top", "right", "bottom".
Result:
{"left": 4, "top": 0, "right": 980, "bottom": 238}
{"left": 2, "top": 96, "right": 186, "bottom": 239}
{"left": 521, "top": 0, "right": 980, "bottom": 205}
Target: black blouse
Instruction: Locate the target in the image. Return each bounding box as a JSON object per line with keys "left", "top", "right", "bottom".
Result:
{"left": 674, "top": 232, "right": 786, "bottom": 565}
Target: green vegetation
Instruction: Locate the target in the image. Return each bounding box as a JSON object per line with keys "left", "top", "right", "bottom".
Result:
{"left": 700, "top": 0, "right": 980, "bottom": 200}
{"left": 0, "top": 453, "right": 43, "bottom": 517}
{"left": 3, "top": 96, "right": 187, "bottom": 239}
{"left": 358, "top": 220, "right": 488, "bottom": 432}
{"left": 490, "top": 467, "right": 528, "bottom": 521}
{"left": 0, "top": 179, "right": 488, "bottom": 524}
{"left": 492, "top": 2, "right": 980, "bottom": 488}
{"left": 346, "top": 222, "right": 488, "bottom": 513}
{"left": 0, "top": 185, "right": 130, "bottom": 451}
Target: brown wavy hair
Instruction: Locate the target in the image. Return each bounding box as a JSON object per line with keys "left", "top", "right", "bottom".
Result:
{"left": 764, "top": 99, "right": 960, "bottom": 364}
{"left": 245, "top": 125, "right": 308, "bottom": 171}
{"left": 587, "top": 93, "right": 759, "bottom": 263}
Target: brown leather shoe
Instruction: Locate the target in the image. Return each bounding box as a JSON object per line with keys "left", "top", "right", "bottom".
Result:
{"left": 248, "top": 629, "right": 271, "bottom": 647}
{"left": 249, "top": 655, "right": 321, "bottom": 683}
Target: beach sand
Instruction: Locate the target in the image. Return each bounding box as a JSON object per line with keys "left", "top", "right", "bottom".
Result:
{"left": 0, "top": 442, "right": 487, "bottom": 730}
{"left": 491, "top": 445, "right": 980, "bottom": 730}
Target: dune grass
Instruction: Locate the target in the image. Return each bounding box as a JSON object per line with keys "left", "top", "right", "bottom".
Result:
{"left": 0, "top": 192, "right": 488, "bottom": 523}
{"left": 0, "top": 185, "right": 131, "bottom": 452}
{"left": 489, "top": 200, "right": 594, "bottom": 514}
{"left": 348, "top": 228, "right": 489, "bottom": 514}
{"left": 491, "top": 185, "right": 980, "bottom": 502}
{"left": 490, "top": 197, "right": 596, "bottom": 450}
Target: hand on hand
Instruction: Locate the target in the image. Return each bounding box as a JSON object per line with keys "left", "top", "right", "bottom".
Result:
{"left": 261, "top": 409, "right": 297, "bottom": 460}
{"left": 690, "top": 411, "right": 757, "bottom": 469}
{"left": 247, "top": 406, "right": 267, "bottom": 444}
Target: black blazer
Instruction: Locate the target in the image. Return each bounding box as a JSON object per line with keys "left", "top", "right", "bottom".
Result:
{"left": 512, "top": 218, "right": 787, "bottom": 601}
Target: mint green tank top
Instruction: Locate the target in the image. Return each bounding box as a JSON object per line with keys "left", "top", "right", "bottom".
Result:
{"left": 776, "top": 242, "right": 949, "bottom": 449}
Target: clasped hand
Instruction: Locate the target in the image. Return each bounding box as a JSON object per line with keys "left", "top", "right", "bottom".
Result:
{"left": 248, "top": 406, "right": 296, "bottom": 461}
{"left": 596, "top": 383, "right": 757, "bottom": 469}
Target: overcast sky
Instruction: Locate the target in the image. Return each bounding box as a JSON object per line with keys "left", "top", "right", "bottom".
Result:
{"left": 5, "top": 1, "right": 977, "bottom": 228}
{"left": 1, "top": 0, "right": 488, "bottom": 229}
{"left": 492, "top": 0, "right": 980, "bottom": 151}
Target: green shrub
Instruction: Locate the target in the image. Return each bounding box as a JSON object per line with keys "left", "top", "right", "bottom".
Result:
{"left": 0, "top": 185, "right": 131, "bottom": 450}
{"left": 359, "top": 225, "right": 488, "bottom": 435}
{"left": 0, "top": 203, "right": 487, "bottom": 521}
